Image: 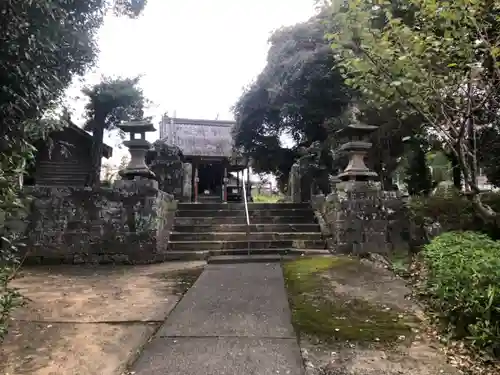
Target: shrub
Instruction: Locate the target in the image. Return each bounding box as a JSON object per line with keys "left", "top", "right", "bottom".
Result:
{"left": 408, "top": 191, "right": 500, "bottom": 239}
{"left": 422, "top": 231, "right": 500, "bottom": 356}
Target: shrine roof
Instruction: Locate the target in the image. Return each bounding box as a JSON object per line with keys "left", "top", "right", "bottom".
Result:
{"left": 161, "top": 117, "right": 236, "bottom": 158}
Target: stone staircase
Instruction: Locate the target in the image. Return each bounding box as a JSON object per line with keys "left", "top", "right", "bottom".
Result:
{"left": 166, "top": 202, "right": 329, "bottom": 263}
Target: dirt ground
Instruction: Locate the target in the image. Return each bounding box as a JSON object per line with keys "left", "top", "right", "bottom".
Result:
{"left": 0, "top": 261, "right": 205, "bottom": 375}
{"left": 283, "top": 256, "right": 461, "bottom": 375}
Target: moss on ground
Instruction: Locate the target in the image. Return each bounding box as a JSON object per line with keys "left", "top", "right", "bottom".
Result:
{"left": 166, "top": 267, "right": 204, "bottom": 294}
{"left": 283, "top": 256, "right": 414, "bottom": 346}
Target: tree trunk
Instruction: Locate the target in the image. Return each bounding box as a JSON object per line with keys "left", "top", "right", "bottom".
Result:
{"left": 449, "top": 153, "right": 462, "bottom": 190}
{"left": 87, "top": 126, "right": 104, "bottom": 187}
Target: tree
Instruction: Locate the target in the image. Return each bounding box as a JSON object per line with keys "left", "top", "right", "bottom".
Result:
{"left": 427, "top": 151, "right": 452, "bottom": 185}
{"left": 1, "top": 0, "right": 147, "bottom": 145}
{"left": 82, "top": 76, "right": 147, "bottom": 186}
{"left": 332, "top": 0, "right": 500, "bottom": 223}
{"left": 233, "top": 10, "right": 352, "bottom": 181}
{"left": 233, "top": 9, "right": 424, "bottom": 190}
{"left": 404, "top": 142, "right": 433, "bottom": 196}
{"left": 0, "top": 0, "right": 147, "bottom": 340}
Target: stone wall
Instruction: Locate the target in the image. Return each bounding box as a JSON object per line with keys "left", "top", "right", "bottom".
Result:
{"left": 313, "top": 181, "right": 408, "bottom": 255}
{"left": 23, "top": 181, "right": 177, "bottom": 264}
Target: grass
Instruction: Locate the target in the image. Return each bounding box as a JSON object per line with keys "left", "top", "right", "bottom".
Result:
{"left": 387, "top": 249, "right": 413, "bottom": 277}
{"left": 283, "top": 256, "right": 415, "bottom": 346}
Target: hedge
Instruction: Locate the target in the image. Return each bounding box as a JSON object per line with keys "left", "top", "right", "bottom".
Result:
{"left": 422, "top": 231, "right": 500, "bottom": 356}
{"left": 408, "top": 190, "right": 500, "bottom": 239}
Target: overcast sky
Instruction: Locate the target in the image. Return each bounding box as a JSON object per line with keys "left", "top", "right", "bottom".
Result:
{"left": 68, "top": 0, "right": 317, "bottom": 168}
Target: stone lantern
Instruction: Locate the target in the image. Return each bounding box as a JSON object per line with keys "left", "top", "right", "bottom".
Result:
{"left": 117, "top": 120, "right": 156, "bottom": 180}
{"left": 335, "top": 122, "right": 378, "bottom": 182}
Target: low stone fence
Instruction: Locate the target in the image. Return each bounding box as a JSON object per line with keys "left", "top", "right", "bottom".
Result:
{"left": 22, "top": 181, "right": 177, "bottom": 264}
{"left": 312, "top": 181, "right": 409, "bottom": 255}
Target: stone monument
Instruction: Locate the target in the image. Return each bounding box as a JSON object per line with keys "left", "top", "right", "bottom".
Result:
{"left": 325, "top": 108, "right": 393, "bottom": 255}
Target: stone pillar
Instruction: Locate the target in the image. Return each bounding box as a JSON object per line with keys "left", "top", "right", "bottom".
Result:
{"left": 289, "top": 162, "right": 301, "bottom": 203}
{"left": 193, "top": 163, "right": 199, "bottom": 203}
{"left": 182, "top": 163, "right": 192, "bottom": 202}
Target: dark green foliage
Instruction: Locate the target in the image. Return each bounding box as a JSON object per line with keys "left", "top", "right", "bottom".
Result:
{"left": 0, "top": 0, "right": 147, "bottom": 341}
{"left": 0, "top": 0, "right": 147, "bottom": 143}
{"left": 422, "top": 231, "right": 500, "bottom": 356}
{"left": 361, "top": 104, "right": 424, "bottom": 189}
{"left": 409, "top": 191, "right": 500, "bottom": 240}
{"left": 232, "top": 9, "right": 423, "bottom": 189}
{"left": 477, "top": 126, "right": 500, "bottom": 188}
{"left": 233, "top": 11, "right": 351, "bottom": 180}
{"left": 404, "top": 144, "right": 433, "bottom": 196}
{"left": 82, "top": 76, "right": 147, "bottom": 186}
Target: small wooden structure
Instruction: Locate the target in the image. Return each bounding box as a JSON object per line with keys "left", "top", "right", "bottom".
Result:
{"left": 24, "top": 124, "right": 113, "bottom": 187}
{"left": 159, "top": 115, "right": 250, "bottom": 202}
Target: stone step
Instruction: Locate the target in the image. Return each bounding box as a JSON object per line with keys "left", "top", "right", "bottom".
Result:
{"left": 208, "top": 254, "right": 282, "bottom": 264}
{"left": 164, "top": 248, "right": 330, "bottom": 261}
{"left": 35, "top": 179, "right": 86, "bottom": 186}
{"left": 169, "top": 232, "right": 323, "bottom": 242}
{"left": 167, "top": 240, "right": 326, "bottom": 251}
{"left": 207, "top": 253, "right": 333, "bottom": 264}
{"left": 177, "top": 202, "right": 310, "bottom": 210}
{"left": 174, "top": 216, "right": 316, "bottom": 225}
{"left": 170, "top": 223, "right": 321, "bottom": 233}
{"left": 197, "top": 195, "right": 222, "bottom": 203}
{"left": 175, "top": 209, "right": 314, "bottom": 218}
{"left": 37, "top": 168, "right": 88, "bottom": 175}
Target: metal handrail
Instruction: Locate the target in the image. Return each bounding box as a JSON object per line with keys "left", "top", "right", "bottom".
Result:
{"left": 241, "top": 170, "right": 251, "bottom": 255}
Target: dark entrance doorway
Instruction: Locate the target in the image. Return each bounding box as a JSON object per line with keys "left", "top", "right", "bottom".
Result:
{"left": 197, "top": 162, "right": 224, "bottom": 197}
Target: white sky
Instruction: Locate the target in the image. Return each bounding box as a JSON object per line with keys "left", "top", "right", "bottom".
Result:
{"left": 67, "top": 0, "right": 317, "bottom": 172}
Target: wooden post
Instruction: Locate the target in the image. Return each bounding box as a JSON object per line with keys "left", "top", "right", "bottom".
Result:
{"left": 194, "top": 162, "right": 199, "bottom": 203}
{"left": 223, "top": 165, "right": 228, "bottom": 203}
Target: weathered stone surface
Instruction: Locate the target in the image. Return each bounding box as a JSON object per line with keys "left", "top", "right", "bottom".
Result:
{"left": 158, "top": 263, "right": 296, "bottom": 338}
{"left": 131, "top": 337, "right": 303, "bottom": 375}
{"left": 182, "top": 163, "right": 192, "bottom": 202}
{"left": 23, "top": 184, "right": 176, "bottom": 264}
{"left": 314, "top": 181, "right": 409, "bottom": 255}
{"left": 132, "top": 263, "right": 303, "bottom": 375}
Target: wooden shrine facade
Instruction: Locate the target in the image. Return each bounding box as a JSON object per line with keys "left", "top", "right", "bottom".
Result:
{"left": 159, "top": 115, "right": 250, "bottom": 202}
{"left": 24, "top": 124, "right": 113, "bottom": 187}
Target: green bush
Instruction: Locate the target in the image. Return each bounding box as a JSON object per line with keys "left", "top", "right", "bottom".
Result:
{"left": 422, "top": 231, "right": 500, "bottom": 356}
{"left": 409, "top": 191, "right": 500, "bottom": 239}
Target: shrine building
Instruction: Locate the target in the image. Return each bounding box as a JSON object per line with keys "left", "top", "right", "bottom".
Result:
{"left": 158, "top": 115, "right": 250, "bottom": 203}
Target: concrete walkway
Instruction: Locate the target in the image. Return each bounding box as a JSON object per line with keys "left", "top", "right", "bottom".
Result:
{"left": 130, "top": 263, "right": 304, "bottom": 375}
